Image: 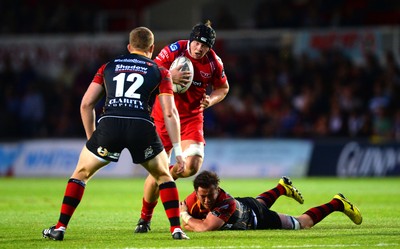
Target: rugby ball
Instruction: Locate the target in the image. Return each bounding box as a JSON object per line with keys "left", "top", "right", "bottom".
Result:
{"left": 169, "top": 56, "right": 194, "bottom": 93}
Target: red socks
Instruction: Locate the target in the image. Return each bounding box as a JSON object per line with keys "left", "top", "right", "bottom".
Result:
{"left": 140, "top": 198, "right": 158, "bottom": 222}
{"left": 56, "top": 178, "right": 86, "bottom": 229}
{"left": 158, "top": 181, "right": 181, "bottom": 233}
{"left": 256, "top": 184, "right": 286, "bottom": 208}
{"left": 303, "top": 198, "right": 343, "bottom": 225}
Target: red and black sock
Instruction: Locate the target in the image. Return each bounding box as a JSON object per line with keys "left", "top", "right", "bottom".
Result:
{"left": 256, "top": 184, "right": 286, "bottom": 208}
{"left": 159, "top": 181, "right": 180, "bottom": 233}
{"left": 140, "top": 198, "right": 158, "bottom": 222}
{"left": 303, "top": 198, "right": 343, "bottom": 225}
{"left": 55, "top": 178, "right": 86, "bottom": 229}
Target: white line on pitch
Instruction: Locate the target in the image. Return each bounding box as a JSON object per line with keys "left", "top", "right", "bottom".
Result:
{"left": 272, "top": 243, "right": 399, "bottom": 248}
{"left": 124, "top": 246, "right": 262, "bottom": 249}
{"left": 124, "top": 243, "right": 399, "bottom": 249}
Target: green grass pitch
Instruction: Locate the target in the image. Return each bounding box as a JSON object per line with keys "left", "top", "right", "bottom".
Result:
{"left": 0, "top": 176, "right": 399, "bottom": 249}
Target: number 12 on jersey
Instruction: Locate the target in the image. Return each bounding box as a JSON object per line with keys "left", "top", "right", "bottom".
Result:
{"left": 113, "top": 73, "right": 144, "bottom": 99}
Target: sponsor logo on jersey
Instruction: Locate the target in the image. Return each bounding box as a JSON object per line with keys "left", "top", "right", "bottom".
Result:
{"left": 200, "top": 71, "right": 211, "bottom": 78}
{"left": 114, "top": 58, "right": 146, "bottom": 64}
{"left": 169, "top": 42, "right": 180, "bottom": 52}
{"left": 156, "top": 50, "right": 170, "bottom": 61}
{"left": 192, "top": 80, "right": 202, "bottom": 87}
{"left": 107, "top": 98, "right": 144, "bottom": 109}
{"left": 115, "top": 64, "right": 148, "bottom": 74}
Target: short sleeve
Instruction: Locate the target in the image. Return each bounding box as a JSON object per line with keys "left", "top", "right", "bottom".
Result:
{"left": 91, "top": 63, "right": 107, "bottom": 85}
{"left": 158, "top": 66, "right": 173, "bottom": 95}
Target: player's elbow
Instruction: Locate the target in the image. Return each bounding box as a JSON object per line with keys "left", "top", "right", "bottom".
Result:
{"left": 219, "top": 82, "right": 229, "bottom": 94}
{"left": 80, "top": 103, "right": 89, "bottom": 112}
{"left": 163, "top": 111, "right": 174, "bottom": 120}
{"left": 163, "top": 108, "right": 178, "bottom": 120}
{"left": 221, "top": 86, "right": 229, "bottom": 98}
{"left": 80, "top": 99, "right": 95, "bottom": 112}
{"left": 223, "top": 83, "right": 230, "bottom": 93}
{"left": 80, "top": 102, "right": 92, "bottom": 115}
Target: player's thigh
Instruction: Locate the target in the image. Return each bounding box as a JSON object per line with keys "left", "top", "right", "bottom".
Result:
{"left": 182, "top": 140, "right": 204, "bottom": 171}
{"left": 72, "top": 146, "right": 109, "bottom": 180}
{"left": 184, "top": 155, "right": 203, "bottom": 175}
{"left": 141, "top": 150, "right": 172, "bottom": 184}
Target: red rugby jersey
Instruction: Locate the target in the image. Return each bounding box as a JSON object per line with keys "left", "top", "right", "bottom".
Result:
{"left": 152, "top": 40, "right": 228, "bottom": 120}
{"left": 184, "top": 188, "right": 236, "bottom": 223}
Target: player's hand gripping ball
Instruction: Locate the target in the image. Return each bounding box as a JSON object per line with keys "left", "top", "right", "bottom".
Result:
{"left": 169, "top": 56, "right": 194, "bottom": 93}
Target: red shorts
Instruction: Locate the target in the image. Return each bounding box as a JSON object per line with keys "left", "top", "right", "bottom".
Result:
{"left": 155, "top": 114, "right": 205, "bottom": 152}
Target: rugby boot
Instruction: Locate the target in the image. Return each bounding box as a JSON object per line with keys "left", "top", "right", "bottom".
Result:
{"left": 134, "top": 218, "right": 151, "bottom": 233}
{"left": 171, "top": 228, "right": 190, "bottom": 240}
{"left": 279, "top": 176, "right": 304, "bottom": 204}
{"left": 42, "top": 225, "right": 64, "bottom": 241}
{"left": 334, "top": 193, "right": 362, "bottom": 225}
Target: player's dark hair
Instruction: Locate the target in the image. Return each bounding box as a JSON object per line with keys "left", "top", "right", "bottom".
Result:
{"left": 193, "top": 170, "right": 220, "bottom": 190}
{"left": 189, "top": 20, "right": 216, "bottom": 48}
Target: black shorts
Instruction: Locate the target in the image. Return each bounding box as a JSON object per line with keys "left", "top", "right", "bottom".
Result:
{"left": 86, "top": 116, "right": 164, "bottom": 164}
{"left": 236, "top": 197, "right": 282, "bottom": 230}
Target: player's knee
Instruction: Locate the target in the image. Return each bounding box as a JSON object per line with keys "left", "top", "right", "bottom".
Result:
{"left": 172, "top": 156, "right": 202, "bottom": 178}
{"left": 175, "top": 166, "right": 198, "bottom": 178}
{"left": 186, "top": 163, "right": 200, "bottom": 177}
{"left": 182, "top": 143, "right": 204, "bottom": 158}
{"left": 297, "top": 215, "right": 314, "bottom": 229}
{"left": 279, "top": 214, "right": 301, "bottom": 230}
{"left": 72, "top": 168, "right": 92, "bottom": 182}
{"left": 185, "top": 156, "right": 203, "bottom": 176}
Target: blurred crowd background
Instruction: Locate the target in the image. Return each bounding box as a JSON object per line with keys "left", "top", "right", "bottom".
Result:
{"left": 1, "top": 0, "right": 399, "bottom": 33}
{"left": 1, "top": 0, "right": 400, "bottom": 141}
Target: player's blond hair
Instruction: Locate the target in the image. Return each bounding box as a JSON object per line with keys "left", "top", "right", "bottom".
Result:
{"left": 129, "top": 27, "right": 154, "bottom": 51}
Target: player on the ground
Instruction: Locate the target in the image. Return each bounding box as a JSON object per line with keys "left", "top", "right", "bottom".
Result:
{"left": 134, "top": 20, "right": 229, "bottom": 233}
{"left": 42, "top": 26, "right": 189, "bottom": 241}
{"left": 180, "top": 170, "right": 362, "bottom": 231}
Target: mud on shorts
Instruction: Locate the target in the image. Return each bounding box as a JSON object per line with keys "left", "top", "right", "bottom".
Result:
{"left": 86, "top": 117, "right": 164, "bottom": 164}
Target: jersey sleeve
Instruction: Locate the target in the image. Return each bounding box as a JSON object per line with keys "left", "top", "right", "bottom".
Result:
{"left": 154, "top": 40, "right": 185, "bottom": 69}
{"left": 158, "top": 66, "right": 174, "bottom": 95}
{"left": 91, "top": 63, "right": 107, "bottom": 85}
{"left": 211, "top": 53, "right": 228, "bottom": 88}
{"left": 185, "top": 192, "right": 199, "bottom": 215}
{"left": 210, "top": 192, "right": 236, "bottom": 223}
{"left": 154, "top": 45, "right": 174, "bottom": 69}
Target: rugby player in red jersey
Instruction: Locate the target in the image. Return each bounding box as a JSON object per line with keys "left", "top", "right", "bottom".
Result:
{"left": 180, "top": 171, "right": 362, "bottom": 232}
{"left": 134, "top": 20, "right": 229, "bottom": 233}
